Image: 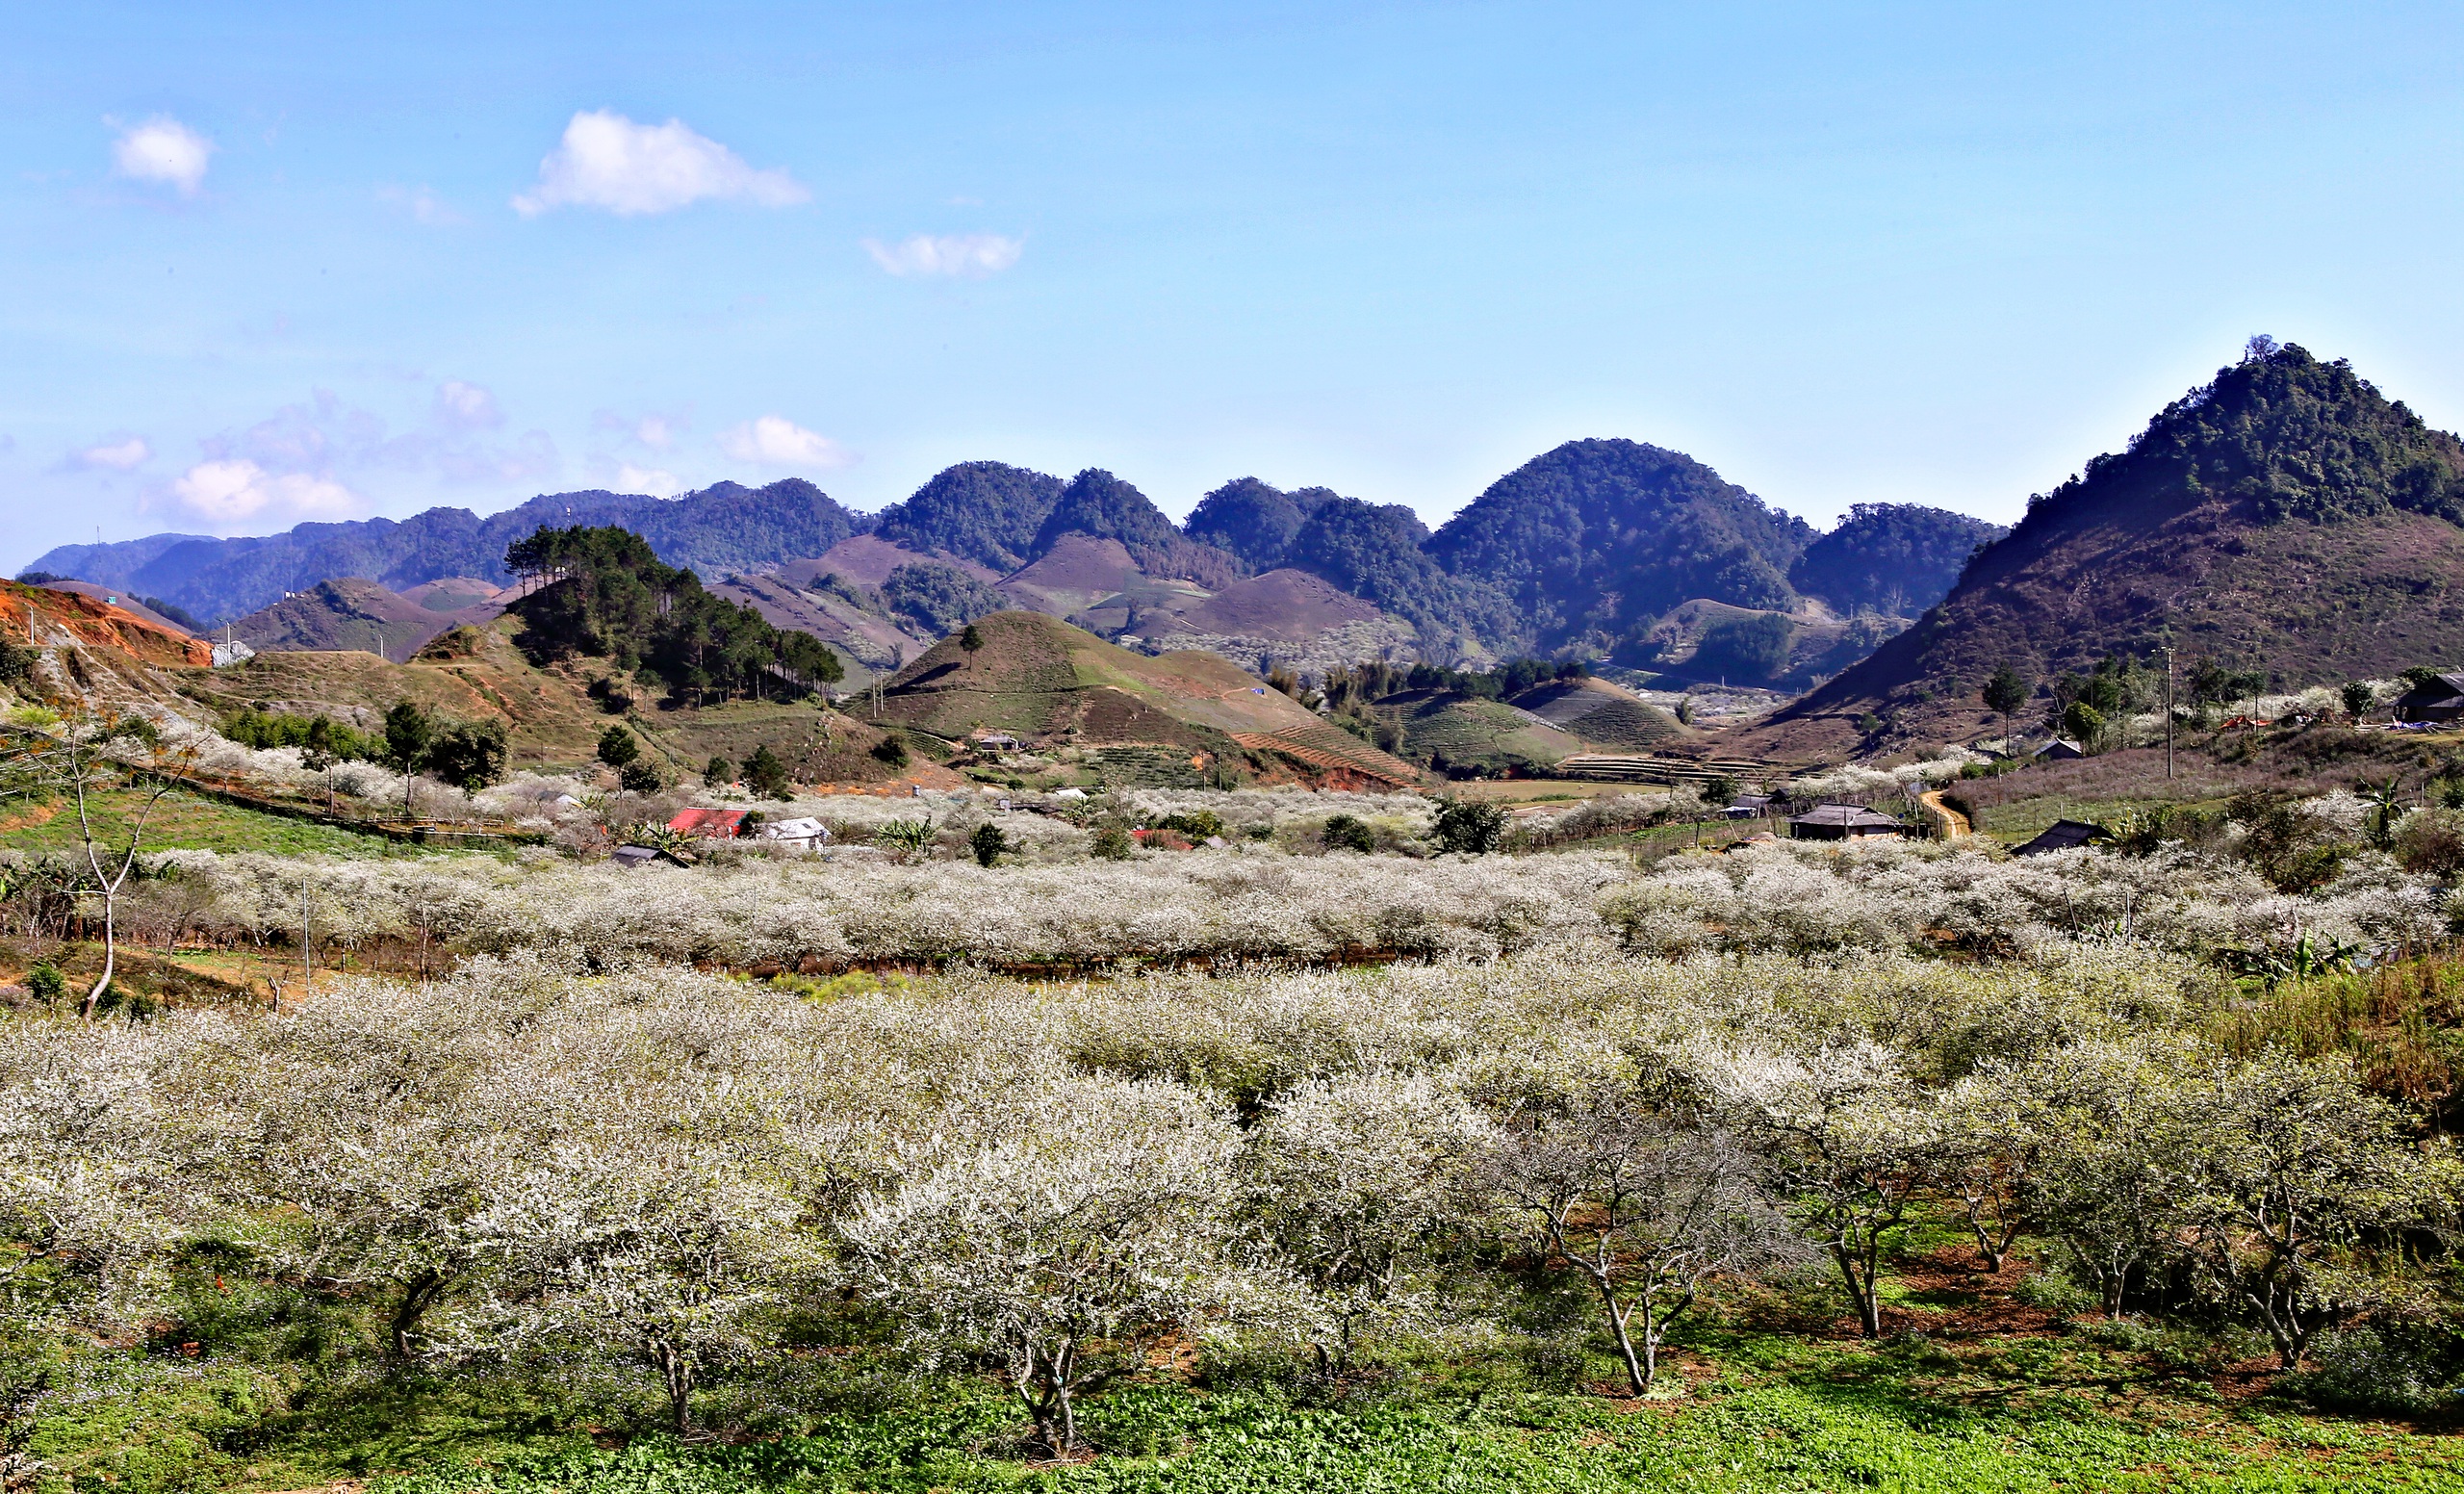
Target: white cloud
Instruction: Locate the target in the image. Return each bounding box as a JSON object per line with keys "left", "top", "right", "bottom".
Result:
{"left": 169, "top": 459, "right": 360, "bottom": 524}
{"left": 111, "top": 116, "right": 214, "bottom": 196}
{"left": 512, "top": 110, "right": 808, "bottom": 217}
{"left": 862, "top": 233, "right": 1023, "bottom": 278}
{"left": 718, "top": 415, "right": 850, "bottom": 471}
{"left": 634, "top": 415, "right": 676, "bottom": 450}
{"left": 76, "top": 437, "right": 151, "bottom": 471}
{"left": 433, "top": 379, "right": 503, "bottom": 429}
{"left": 617, "top": 464, "right": 684, "bottom": 498}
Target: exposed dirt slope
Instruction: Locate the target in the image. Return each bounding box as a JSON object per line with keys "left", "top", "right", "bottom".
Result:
{"left": 1, "top": 580, "right": 212, "bottom": 669}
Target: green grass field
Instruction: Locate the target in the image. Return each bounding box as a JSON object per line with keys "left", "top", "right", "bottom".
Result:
{"left": 0, "top": 787, "right": 403, "bottom": 858}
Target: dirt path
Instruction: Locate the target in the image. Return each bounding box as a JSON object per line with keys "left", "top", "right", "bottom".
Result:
{"left": 1917, "top": 788, "right": 1972, "bottom": 839}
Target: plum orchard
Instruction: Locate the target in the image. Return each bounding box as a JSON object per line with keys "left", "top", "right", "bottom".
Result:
{"left": 1, "top": 941, "right": 2454, "bottom": 1449}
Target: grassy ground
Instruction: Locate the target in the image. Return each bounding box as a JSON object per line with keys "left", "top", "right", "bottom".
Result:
{"left": 0, "top": 787, "right": 402, "bottom": 858}
{"left": 23, "top": 1201, "right": 2455, "bottom": 1494}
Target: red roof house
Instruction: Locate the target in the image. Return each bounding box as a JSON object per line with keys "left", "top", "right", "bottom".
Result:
{"left": 667, "top": 808, "right": 750, "bottom": 838}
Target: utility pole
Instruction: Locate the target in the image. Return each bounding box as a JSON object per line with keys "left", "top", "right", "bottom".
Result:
{"left": 2163, "top": 645, "right": 2176, "bottom": 780}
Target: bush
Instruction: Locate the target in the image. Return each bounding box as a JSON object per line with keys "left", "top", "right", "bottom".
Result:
{"left": 1431, "top": 799, "right": 1507, "bottom": 855}
{"left": 970, "top": 822, "right": 1009, "bottom": 867}
{"left": 1091, "top": 817, "right": 1135, "bottom": 861}
{"left": 1152, "top": 811, "right": 1224, "bottom": 842}
{"left": 25, "top": 962, "right": 64, "bottom": 1006}
{"left": 619, "top": 760, "right": 665, "bottom": 795}
{"left": 1322, "top": 813, "right": 1376, "bottom": 854}
{"left": 872, "top": 736, "right": 911, "bottom": 769}
{"left": 2278, "top": 1327, "right": 2458, "bottom": 1416}
{"left": 706, "top": 755, "right": 733, "bottom": 786}
{"left": 597, "top": 726, "right": 640, "bottom": 769}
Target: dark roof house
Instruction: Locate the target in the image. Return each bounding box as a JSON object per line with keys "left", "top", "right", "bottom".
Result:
{"left": 2012, "top": 819, "right": 2106, "bottom": 857}
{"left": 2034, "top": 738, "right": 2087, "bottom": 760}
{"left": 2395, "top": 672, "right": 2464, "bottom": 724}
{"left": 1788, "top": 803, "right": 1903, "bottom": 840}
{"left": 1719, "top": 794, "right": 1775, "bottom": 819}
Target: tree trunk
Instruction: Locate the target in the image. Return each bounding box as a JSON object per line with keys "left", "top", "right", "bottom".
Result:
{"left": 391, "top": 1271, "right": 445, "bottom": 1357}
{"left": 81, "top": 893, "right": 115, "bottom": 1021}
{"left": 1599, "top": 1281, "right": 1650, "bottom": 1396}
{"left": 654, "top": 1339, "right": 694, "bottom": 1432}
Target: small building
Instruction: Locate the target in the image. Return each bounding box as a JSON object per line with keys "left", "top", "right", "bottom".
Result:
{"left": 2395, "top": 672, "right": 2464, "bottom": 724}
{"left": 2013, "top": 819, "right": 2105, "bottom": 857}
{"left": 1788, "top": 803, "right": 1904, "bottom": 841}
{"left": 1719, "top": 793, "right": 1774, "bottom": 819}
{"left": 609, "top": 844, "right": 663, "bottom": 869}
{"left": 759, "top": 815, "right": 832, "bottom": 850}
{"left": 974, "top": 732, "right": 1021, "bottom": 751}
{"left": 2034, "top": 737, "right": 2087, "bottom": 761}
{"left": 667, "top": 807, "right": 750, "bottom": 839}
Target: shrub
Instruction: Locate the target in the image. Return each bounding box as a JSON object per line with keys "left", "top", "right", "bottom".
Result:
{"left": 706, "top": 755, "right": 733, "bottom": 786}
{"left": 1091, "top": 818, "right": 1135, "bottom": 861}
{"left": 1322, "top": 814, "right": 1376, "bottom": 854}
{"left": 619, "top": 760, "right": 665, "bottom": 795}
{"left": 25, "top": 962, "right": 64, "bottom": 1006}
{"left": 971, "top": 822, "right": 1009, "bottom": 867}
{"left": 1431, "top": 799, "right": 1507, "bottom": 855}
{"left": 746, "top": 744, "right": 792, "bottom": 800}
{"left": 2277, "top": 1327, "right": 2458, "bottom": 1416}
{"left": 597, "top": 726, "right": 640, "bottom": 769}
{"left": 872, "top": 736, "right": 911, "bottom": 769}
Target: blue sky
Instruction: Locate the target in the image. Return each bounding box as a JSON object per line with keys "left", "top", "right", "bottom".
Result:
{"left": 7, "top": 1, "right": 2464, "bottom": 572}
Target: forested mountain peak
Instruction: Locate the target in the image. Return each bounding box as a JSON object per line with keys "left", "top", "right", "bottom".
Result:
{"left": 1033, "top": 469, "right": 1244, "bottom": 587}
{"left": 1183, "top": 477, "right": 1333, "bottom": 573}
{"left": 870, "top": 461, "right": 1065, "bottom": 573}
{"left": 1425, "top": 438, "right": 1815, "bottom": 655}
{"left": 1789, "top": 503, "right": 2008, "bottom": 618}
{"left": 1758, "top": 342, "right": 2464, "bottom": 757}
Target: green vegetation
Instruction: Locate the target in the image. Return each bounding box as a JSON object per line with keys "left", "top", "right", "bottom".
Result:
{"left": 506, "top": 526, "right": 843, "bottom": 704}
{"left": 1426, "top": 438, "right": 1813, "bottom": 655}
{"left": 221, "top": 707, "right": 381, "bottom": 764}
{"left": 745, "top": 743, "right": 791, "bottom": 799}
{"left": 0, "top": 786, "right": 398, "bottom": 857}
{"left": 1788, "top": 502, "right": 2005, "bottom": 618}
{"left": 1689, "top": 611, "right": 1793, "bottom": 681}
{"left": 1033, "top": 469, "right": 1243, "bottom": 587}
{"left": 1182, "top": 476, "right": 1336, "bottom": 572}
{"left": 881, "top": 561, "right": 1005, "bottom": 637}
{"left": 1286, "top": 494, "right": 1520, "bottom": 656}
{"left": 872, "top": 460, "right": 1066, "bottom": 572}
{"left": 382, "top": 700, "right": 507, "bottom": 795}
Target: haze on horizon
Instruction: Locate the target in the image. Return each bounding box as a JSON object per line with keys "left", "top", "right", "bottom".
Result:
{"left": 6, "top": 0, "right": 2464, "bottom": 574}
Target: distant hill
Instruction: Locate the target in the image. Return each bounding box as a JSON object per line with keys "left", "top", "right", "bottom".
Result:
{"left": 30, "top": 443, "right": 2010, "bottom": 687}
{"left": 1183, "top": 477, "right": 1338, "bottom": 573}
{"left": 1754, "top": 342, "right": 2464, "bottom": 756}
{"left": 870, "top": 461, "right": 1065, "bottom": 573}
{"left": 1426, "top": 438, "right": 1815, "bottom": 655}
{"left": 228, "top": 577, "right": 506, "bottom": 663}
{"left": 23, "top": 477, "right": 867, "bottom": 627}
{"left": 869, "top": 610, "right": 1421, "bottom": 787}
{"left": 1032, "top": 470, "right": 1245, "bottom": 588}
{"left": 1789, "top": 504, "right": 2008, "bottom": 618}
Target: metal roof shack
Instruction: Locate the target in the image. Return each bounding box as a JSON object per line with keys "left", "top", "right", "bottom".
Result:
{"left": 1719, "top": 793, "right": 1774, "bottom": 819}
{"left": 1788, "top": 803, "right": 1903, "bottom": 840}
{"left": 2034, "top": 738, "right": 2087, "bottom": 760}
{"left": 2013, "top": 818, "right": 2105, "bottom": 857}
{"left": 667, "top": 807, "right": 750, "bottom": 838}
{"left": 2396, "top": 672, "right": 2464, "bottom": 724}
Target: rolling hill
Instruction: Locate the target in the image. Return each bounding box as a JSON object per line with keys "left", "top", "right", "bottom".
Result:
{"left": 867, "top": 610, "right": 1422, "bottom": 787}
{"left": 1751, "top": 342, "right": 2464, "bottom": 757}
{"left": 228, "top": 577, "right": 506, "bottom": 663}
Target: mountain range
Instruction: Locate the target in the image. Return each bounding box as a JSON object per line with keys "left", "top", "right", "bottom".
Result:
{"left": 25, "top": 442, "right": 2003, "bottom": 692}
